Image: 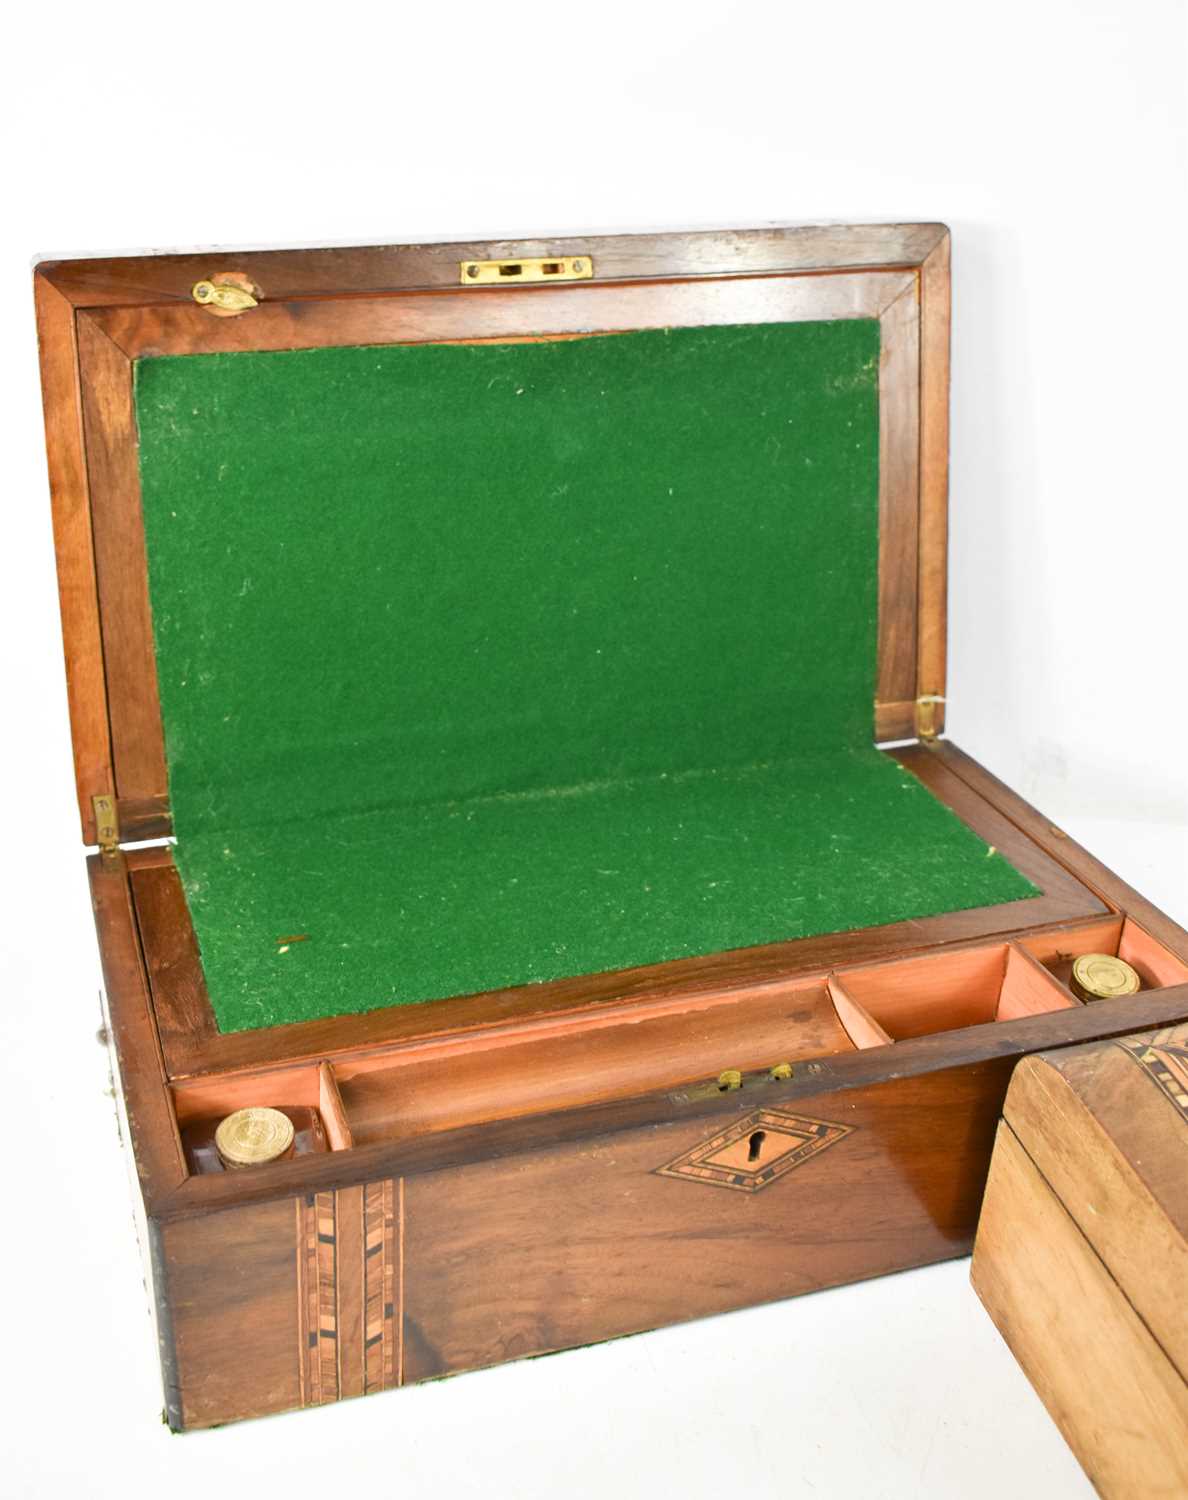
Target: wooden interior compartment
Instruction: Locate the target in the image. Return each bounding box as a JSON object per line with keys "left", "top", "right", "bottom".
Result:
{"left": 171, "top": 1060, "right": 354, "bottom": 1161}
{"left": 334, "top": 976, "right": 858, "bottom": 1145}
{"left": 1019, "top": 915, "right": 1188, "bottom": 994}
{"left": 827, "top": 976, "right": 895, "bottom": 1048}
{"left": 829, "top": 941, "right": 1079, "bottom": 1043}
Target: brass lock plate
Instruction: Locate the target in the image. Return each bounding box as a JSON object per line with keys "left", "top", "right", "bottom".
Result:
{"left": 459, "top": 255, "right": 593, "bottom": 286}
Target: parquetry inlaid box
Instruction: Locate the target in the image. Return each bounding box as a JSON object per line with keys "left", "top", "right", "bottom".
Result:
{"left": 33, "top": 223, "right": 1188, "bottom": 1428}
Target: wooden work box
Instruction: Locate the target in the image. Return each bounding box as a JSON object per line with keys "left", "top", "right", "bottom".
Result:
{"left": 973, "top": 1023, "right": 1188, "bottom": 1497}
{"left": 33, "top": 223, "right": 1188, "bottom": 1430}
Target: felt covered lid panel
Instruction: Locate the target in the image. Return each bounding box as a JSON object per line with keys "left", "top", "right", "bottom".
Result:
{"left": 134, "top": 320, "right": 1034, "bottom": 1031}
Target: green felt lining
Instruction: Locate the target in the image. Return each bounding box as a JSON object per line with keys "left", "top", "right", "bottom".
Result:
{"left": 134, "top": 321, "right": 1036, "bottom": 1033}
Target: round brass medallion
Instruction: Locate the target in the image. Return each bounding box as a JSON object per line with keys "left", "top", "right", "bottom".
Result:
{"left": 1069, "top": 953, "right": 1141, "bottom": 1003}
{"left": 215, "top": 1106, "right": 296, "bottom": 1169}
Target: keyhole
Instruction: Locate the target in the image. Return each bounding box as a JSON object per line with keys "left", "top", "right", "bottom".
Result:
{"left": 747, "top": 1129, "right": 766, "bottom": 1163}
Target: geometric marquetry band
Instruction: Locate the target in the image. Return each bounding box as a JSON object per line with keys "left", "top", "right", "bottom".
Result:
{"left": 297, "top": 1190, "right": 340, "bottom": 1404}
{"left": 1116, "top": 1038, "right": 1188, "bottom": 1127}
{"left": 363, "top": 1180, "right": 399, "bottom": 1394}
{"left": 297, "top": 1179, "right": 401, "bottom": 1405}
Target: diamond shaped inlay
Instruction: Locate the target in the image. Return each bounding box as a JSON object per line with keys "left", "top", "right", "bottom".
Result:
{"left": 654, "top": 1108, "right": 853, "bottom": 1193}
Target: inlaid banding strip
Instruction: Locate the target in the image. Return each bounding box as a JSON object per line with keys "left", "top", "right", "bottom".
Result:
{"left": 297, "top": 1179, "right": 401, "bottom": 1406}
{"left": 363, "top": 1180, "right": 398, "bottom": 1393}
{"left": 1117, "top": 1038, "right": 1188, "bottom": 1123}
{"left": 297, "top": 1191, "right": 339, "bottom": 1404}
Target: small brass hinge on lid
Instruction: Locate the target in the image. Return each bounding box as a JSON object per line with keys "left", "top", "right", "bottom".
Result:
{"left": 915, "top": 695, "right": 945, "bottom": 741}
{"left": 460, "top": 255, "right": 593, "bottom": 286}
{"left": 92, "top": 793, "right": 123, "bottom": 866}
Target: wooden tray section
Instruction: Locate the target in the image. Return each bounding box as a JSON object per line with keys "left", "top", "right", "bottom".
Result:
{"left": 130, "top": 742, "right": 1108, "bottom": 1080}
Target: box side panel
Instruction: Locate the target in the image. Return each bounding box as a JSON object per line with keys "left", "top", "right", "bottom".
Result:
{"left": 159, "top": 1199, "right": 302, "bottom": 1428}
{"left": 400, "top": 1060, "right": 1012, "bottom": 1382}
{"left": 100, "top": 982, "right": 176, "bottom": 1423}
{"left": 33, "top": 273, "right": 112, "bottom": 843}
{"left": 158, "top": 1181, "right": 403, "bottom": 1428}
{"left": 972, "top": 1123, "right": 1188, "bottom": 1499}
{"left": 1003, "top": 1037, "right": 1188, "bottom": 1383}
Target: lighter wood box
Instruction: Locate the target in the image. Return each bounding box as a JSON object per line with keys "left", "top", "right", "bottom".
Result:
{"left": 973, "top": 1023, "right": 1188, "bottom": 1498}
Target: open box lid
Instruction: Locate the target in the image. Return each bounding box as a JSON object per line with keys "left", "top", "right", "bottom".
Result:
{"left": 34, "top": 221, "right": 951, "bottom": 849}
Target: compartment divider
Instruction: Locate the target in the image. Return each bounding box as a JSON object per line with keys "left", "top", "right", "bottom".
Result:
{"left": 998, "top": 945, "right": 1083, "bottom": 1021}
{"left": 827, "top": 974, "right": 894, "bottom": 1050}
{"left": 318, "top": 1061, "right": 356, "bottom": 1151}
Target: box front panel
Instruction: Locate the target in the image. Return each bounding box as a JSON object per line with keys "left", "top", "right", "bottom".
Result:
{"left": 400, "top": 1061, "right": 1012, "bottom": 1382}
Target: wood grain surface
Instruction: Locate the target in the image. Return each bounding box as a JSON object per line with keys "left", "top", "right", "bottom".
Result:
{"left": 973, "top": 1122, "right": 1188, "bottom": 1499}
{"left": 916, "top": 231, "right": 951, "bottom": 731}
{"left": 875, "top": 279, "right": 920, "bottom": 715}
{"left": 38, "top": 223, "right": 950, "bottom": 307}
{"left": 159, "top": 1196, "right": 303, "bottom": 1428}
{"left": 400, "top": 1062, "right": 1011, "bottom": 1383}
{"left": 75, "top": 317, "right": 168, "bottom": 808}
{"left": 995, "top": 1024, "right": 1188, "bottom": 1381}
{"left": 33, "top": 275, "right": 111, "bottom": 842}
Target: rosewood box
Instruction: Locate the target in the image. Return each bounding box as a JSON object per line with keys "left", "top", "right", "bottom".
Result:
{"left": 33, "top": 223, "right": 1188, "bottom": 1429}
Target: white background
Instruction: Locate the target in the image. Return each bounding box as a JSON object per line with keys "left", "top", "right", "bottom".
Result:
{"left": 2, "top": 3, "right": 1185, "bottom": 1495}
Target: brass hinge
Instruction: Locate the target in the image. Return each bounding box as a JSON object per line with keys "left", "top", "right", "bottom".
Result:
{"left": 460, "top": 255, "right": 593, "bottom": 286}
{"left": 92, "top": 793, "right": 123, "bottom": 866}
{"left": 915, "top": 695, "right": 945, "bottom": 741}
